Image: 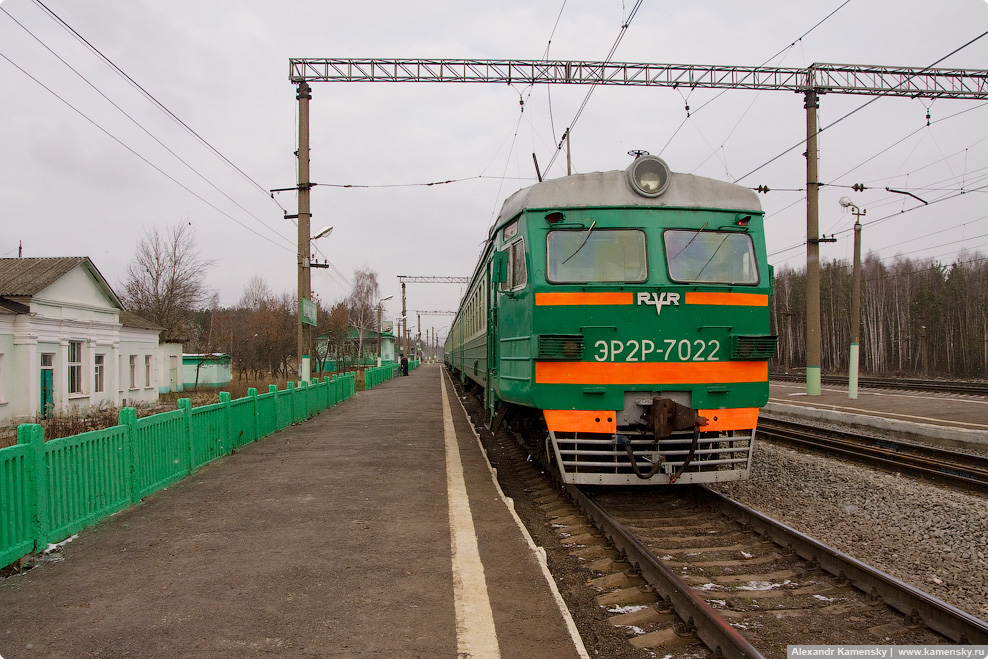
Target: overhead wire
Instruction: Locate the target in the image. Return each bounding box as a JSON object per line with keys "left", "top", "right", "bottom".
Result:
{"left": 0, "top": 47, "right": 295, "bottom": 255}
{"left": 543, "top": 0, "right": 645, "bottom": 176}
{"left": 734, "top": 27, "right": 988, "bottom": 184}
{"left": 30, "top": 0, "right": 287, "bottom": 214}
{"left": 660, "top": 0, "right": 852, "bottom": 160}
{"left": 0, "top": 4, "right": 295, "bottom": 251}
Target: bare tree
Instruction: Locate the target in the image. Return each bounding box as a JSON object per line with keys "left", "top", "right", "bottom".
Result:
{"left": 346, "top": 268, "right": 380, "bottom": 363}
{"left": 121, "top": 223, "right": 214, "bottom": 342}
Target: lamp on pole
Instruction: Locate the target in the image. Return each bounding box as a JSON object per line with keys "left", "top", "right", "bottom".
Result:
{"left": 377, "top": 295, "right": 393, "bottom": 363}
{"left": 839, "top": 197, "right": 865, "bottom": 399}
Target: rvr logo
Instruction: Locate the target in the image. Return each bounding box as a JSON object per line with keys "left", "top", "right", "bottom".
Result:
{"left": 637, "top": 291, "right": 681, "bottom": 316}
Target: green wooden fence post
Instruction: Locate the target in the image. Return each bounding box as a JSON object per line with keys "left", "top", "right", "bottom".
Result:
{"left": 17, "top": 423, "right": 49, "bottom": 552}
{"left": 248, "top": 387, "right": 259, "bottom": 444}
{"left": 178, "top": 398, "right": 194, "bottom": 474}
{"left": 118, "top": 407, "right": 139, "bottom": 504}
{"left": 268, "top": 385, "right": 278, "bottom": 434}
{"left": 287, "top": 381, "right": 295, "bottom": 427}
{"left": 219, "top": 392, "right": 232, "bottom": 454}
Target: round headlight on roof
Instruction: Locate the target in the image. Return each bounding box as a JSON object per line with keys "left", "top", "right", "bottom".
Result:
{"left": 627, "top": 155, "right": 672, "bottom": 197}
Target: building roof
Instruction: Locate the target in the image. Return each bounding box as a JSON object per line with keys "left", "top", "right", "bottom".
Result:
{"left": 0, "top": 257, "right": 123, "bottom": 307}
{"left": 182, "top": 353, "right": 232, "bottom": 362}
{"left": 119, "top": 309, "right": 164, "bottom": 331}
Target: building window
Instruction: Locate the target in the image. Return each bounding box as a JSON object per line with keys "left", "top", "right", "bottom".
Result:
{"left": 94, "top": 354, "right": 105, "bottom": 393}
{"left": 68, "top": 341, "right": 84, "bottom": 394}
{"left": 145, "top": 355, "right": 152, "bottom": 387}
{"left": 129, "top": 355, "right": 137, "bottom": 389}
{"left": 0, "top": 353, "right": 5, "bottom": 403}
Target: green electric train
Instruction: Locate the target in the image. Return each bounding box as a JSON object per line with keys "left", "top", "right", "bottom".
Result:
{"left": 445, "top": 155, "right": 777, "bottom": 485}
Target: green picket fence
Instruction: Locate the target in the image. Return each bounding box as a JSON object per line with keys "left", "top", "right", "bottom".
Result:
{"left": 0, "top": 372, "right": 357, "bottom": 571}
{"left": 364, "top": 363, "right": 400, "bottom": 389}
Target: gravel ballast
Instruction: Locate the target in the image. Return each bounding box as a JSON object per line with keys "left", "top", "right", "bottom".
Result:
{"left": 712, "top": 440, "right": 988, "bottom": 623}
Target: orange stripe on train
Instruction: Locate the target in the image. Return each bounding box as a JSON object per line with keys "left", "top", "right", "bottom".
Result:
{"left": 684, "top": 292, "right": 768, "bottom": 306}
{"left": 698, "top": 407, "right": 760, "bottom": 432}
{"left": 535, "top": 292, "right": 634, "bottom": 306}
{"left": 543, "top": 410, "right": 617, "bottom": 434}
{"left": 534, "top": 361, "right": 768, "bottom": 385}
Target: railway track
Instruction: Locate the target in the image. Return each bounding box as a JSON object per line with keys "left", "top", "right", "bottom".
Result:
{"left": 568, "top": 485, "right": 988, "bottom": 658}
{"left": 456, "top": 378, "right": 988, "bottom": 658}
{"left": 770, "top": 374, "right": 988, "bottom": 396}
{"left": 757, "top": 417, "right": 988, "bottom": 495}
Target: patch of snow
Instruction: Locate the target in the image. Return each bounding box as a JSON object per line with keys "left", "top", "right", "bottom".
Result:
{"left": 736, "top": 581, "right": 782, "bottom": 591}
{"left": 44, "top": 535, "right": 78, "bottom": 554}
{"left": 607, "top": 604, "right": 648, "bottom": 614}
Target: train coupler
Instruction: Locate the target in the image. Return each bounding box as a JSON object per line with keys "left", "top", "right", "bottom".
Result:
{"left": 648, "top": 397, "right": 708, "bottom": 438}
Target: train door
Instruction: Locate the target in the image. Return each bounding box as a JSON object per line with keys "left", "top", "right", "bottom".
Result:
{"left": 486, "top": 249, "right": 509, "bottom": 423}
{"left": 40, "top": 352, "right": 54, "bottom": 418}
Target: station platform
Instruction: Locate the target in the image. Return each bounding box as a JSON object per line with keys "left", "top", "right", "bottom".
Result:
{"left": 0, "top": 364, "right": 588, "bottom": 659}
{"left": 766, "top": 380, "right": 988, "bottom": 448}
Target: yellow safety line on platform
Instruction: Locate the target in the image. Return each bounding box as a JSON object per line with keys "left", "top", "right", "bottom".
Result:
{"left": 441, "top": 371, "right": 501, "bottom": 658}
{"left": 447, "top": 370, "right": 591, "bottom": 659}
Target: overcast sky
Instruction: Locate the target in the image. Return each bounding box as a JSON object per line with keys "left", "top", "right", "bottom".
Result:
{"left": 2, "top": 0, "right": 987, "bottom": 342}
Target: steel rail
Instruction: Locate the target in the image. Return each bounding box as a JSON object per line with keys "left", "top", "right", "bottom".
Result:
{"left": 565, "top": 484, "right": 765, "bottom": 659}
{"left": 697, "top": 487, "right": 988, "bottom": 644}
{"left": 571, "top": 484, "right": 988, "bottom": 648}
{"left": 758, "top": 418, "right": 988, "bottom": 495}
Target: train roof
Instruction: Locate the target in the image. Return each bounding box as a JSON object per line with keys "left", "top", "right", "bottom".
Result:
{"left": 492, "top": 168, "right": 762, "bottom": 236}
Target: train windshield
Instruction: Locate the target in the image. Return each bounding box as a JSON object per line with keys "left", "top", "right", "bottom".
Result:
{"left": 664, "top": 229, "right": 759, "bottom": 284}
{"left": 546, "top": 229, "right": 647, "bottom": 283}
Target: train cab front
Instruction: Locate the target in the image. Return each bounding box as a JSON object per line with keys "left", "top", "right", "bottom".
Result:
{"left": 529, "top": 155, "right": 776, "bottom": 485}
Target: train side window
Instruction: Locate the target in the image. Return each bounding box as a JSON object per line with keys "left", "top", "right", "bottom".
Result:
{"left": 663, "top": 229, "right": 759, "bottom": 285}
{"left": 500, "top": 239, "right": 527, "bottom": 291}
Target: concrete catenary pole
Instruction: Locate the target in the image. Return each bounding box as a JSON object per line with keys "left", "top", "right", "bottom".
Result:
{"left": 850, "top": 215, "right": 863, "bottom": 399}
{"left": 804, "top": 88, "right": 822, "bottom": 396}
{"left": 296, "top": 81, "right": 312, "bottom": 380}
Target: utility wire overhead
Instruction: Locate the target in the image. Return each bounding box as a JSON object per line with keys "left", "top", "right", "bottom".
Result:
{"left": 734, "top": 27, "right": 988, "bottom": 183}
{"left": 543, "top": 0, "right": 644, "bottom": 176}
{"left": 0, "top": 47, "right": 294, "bottom": 255}
{"left": 0, "top": 4, "right": 294, "bottom": 252}
{"left": 30, "top": 0, "right": 288, "bottom": 214}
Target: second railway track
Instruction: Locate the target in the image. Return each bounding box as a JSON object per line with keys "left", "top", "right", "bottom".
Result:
{"left": 770, "top": 374, "right": 988, "bottom": 397}
{"left": 757, "top": 417, "right": 988, "bottom": 495}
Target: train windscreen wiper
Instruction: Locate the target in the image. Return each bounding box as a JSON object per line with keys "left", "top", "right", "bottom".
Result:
{"left": 561, "top": 220, "right": 596, "bottom": 265}
{"left": 669, "top": 221, "right": 708, "bottom": 261}
{"left": 693, "top": 232, "right": 732, "bottom": 281}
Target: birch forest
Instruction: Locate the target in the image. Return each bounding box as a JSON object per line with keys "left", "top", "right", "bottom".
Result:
{"left": 771, "top": 251, "right": 988, "bottom": 378}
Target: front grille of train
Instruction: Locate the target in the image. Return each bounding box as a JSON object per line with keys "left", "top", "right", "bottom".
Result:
{"left": 731, "top": 334, "right": 779, "bottom": 360}
{"left": 550, "top": 430, "right": 754, "bottom": 483}
{"left": 537, "top": 334, "right": 585, "bottom": 360}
